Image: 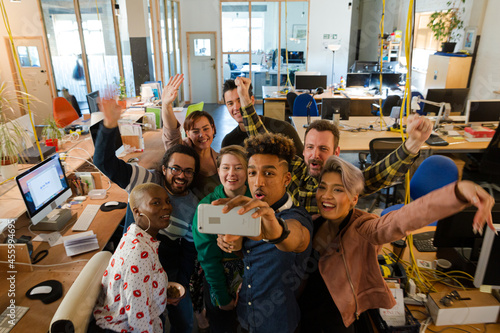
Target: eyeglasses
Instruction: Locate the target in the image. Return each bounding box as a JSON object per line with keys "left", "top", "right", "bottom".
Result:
{"left": 167, "top": 166, "right": 195, "bottom": 177}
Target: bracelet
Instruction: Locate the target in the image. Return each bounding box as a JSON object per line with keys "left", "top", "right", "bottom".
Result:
{"left": 262, "top": 217, "right": 290, "bottom": 244}
{"left": 454, "top": 183, "right": 469, "bottom": 203}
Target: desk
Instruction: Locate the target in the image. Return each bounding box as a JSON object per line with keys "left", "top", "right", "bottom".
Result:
{"left": 291, "top": 116, "right": 491, "bottom": 154}
{"left": 264, "top": 89, "right": 379, "bottom": 117}
{"left": 382, "top": 226, "right": 500, "bottom": 332}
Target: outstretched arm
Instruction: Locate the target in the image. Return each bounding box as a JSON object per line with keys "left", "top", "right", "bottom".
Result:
{"left": 161, "top": 74, "right": 184, "bottom": 150}
{"left": 235, "top": 77, "right": 269, "bottom": 137}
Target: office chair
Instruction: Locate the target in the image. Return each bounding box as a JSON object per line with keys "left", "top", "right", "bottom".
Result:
{"left": 50, "top": 251, "right": 111, "bottom": 333}
{"left": 293, "top": 93, "right": 319, "bottom": 117}
{"left": 371, "top": 95, "right": 401, "bottom": 116}
{"left": 381, "top": 155, "right": 459, "bottom": 224}
{"left": 286, "top": 92, "right": 298, "bottom": 115}
{"left": 53, "top": 97, "right": 79, "bottom": 128}
{"left": 363, "top": 137, "right": 405, "bottom": 212}
{"left": 186, "top": 101, "right": 204, "bottom": 117}
{"left": 400, "top": 91, "right": 424, "bottom": 115}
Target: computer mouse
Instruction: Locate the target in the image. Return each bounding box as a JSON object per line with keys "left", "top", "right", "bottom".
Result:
{"left": 30, "top": 286, "right": 52, "bottom": 295}
{"left": 104, "top": 201, "right": 120, "bottom": 207}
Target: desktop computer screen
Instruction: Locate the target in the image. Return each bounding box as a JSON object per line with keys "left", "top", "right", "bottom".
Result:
{"left": 465, "top": 99, "right": 500, "bottom": 125}
{"left": 346, "top": 73, "right": 371, "bottom": 87}
{"left": 15, "top": 154, "right": 72, "bottom": 225}
{"left": 369, "top": 73, "right": 404, "bottom": 90}
{"left": 295, "top": 75, "right": 327, "bottom": 91}
{"left": 281, "top": 49, "right": 304, "bottom": 63}
{"left": 423, "top": 88, "right": 469, "bottom": 115}
{"left": 321, "top": 98, "right": 351, "bottom": 121}
{"left": 86, "top": 91, "right": 100, "bottom": 113}
{"left": 474, "top": 224, "right": 500, "bottom": 289}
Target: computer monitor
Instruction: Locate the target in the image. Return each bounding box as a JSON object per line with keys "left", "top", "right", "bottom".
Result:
{"left": 349, "top": 61, "right": 378, "bottom": 73}
{"left": 86, "top": 91, "right": 100, "bottom": 113}
{"left": 346, "top": 73, "right": 371, "bottom": 88}
{"left": 433, "top": 205, "right": 500, "bottom": 277}
{"left": 90, "top": 120, "right": 124, "bottom": 156}
{"left": 423, "top": 88, "right": 469, "bottom": 115}
{"left": 369, "top": 73, "right": 404, "bottom": 90}
{"left": 295, "top": 75, "right": 327, "bottom": 91}
{"left": 474, "top": 224, "right": 500, "bottom": 289}
{"left": 281, "top": 49, "right": 304, "bottom": 64}
{"left": 465, "top": 99, "right": 500, "bottom": 125}
{"left": 15, "top": 154, "right": 72, "bottom": 226}
{"left": 321, "top": 98, "right": 351, "bottom": 121}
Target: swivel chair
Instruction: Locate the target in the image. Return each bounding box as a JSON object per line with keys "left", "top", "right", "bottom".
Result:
{"left": 286, "top": 92, "right": 298, "bottom": 115}
{"left": 53, "top": 97, "right": 79, "bottom": 128}
{"left": 293, "top": 93, "right": 319, "bottom": 117}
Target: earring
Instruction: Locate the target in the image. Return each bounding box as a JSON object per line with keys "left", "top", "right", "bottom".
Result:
{"left": 139, "top": 213, "right": 151, "bottom": 232}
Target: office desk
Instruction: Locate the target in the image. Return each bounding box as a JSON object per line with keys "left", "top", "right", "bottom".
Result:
{"left": 264, "top": 90, "right": 379, "bottom": 116}
{"left": 382, "top": 226, "right": 500, "bottom": 332}
{"left": 291, "top": 116, "right": 491, "bottom": 154}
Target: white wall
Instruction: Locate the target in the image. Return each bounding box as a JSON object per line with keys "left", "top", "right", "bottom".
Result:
{"left": 0, "top": 0, "right": 45, "bottom": 120}
{"left": 469, "top": 0, "right": 500, "bottom": 100}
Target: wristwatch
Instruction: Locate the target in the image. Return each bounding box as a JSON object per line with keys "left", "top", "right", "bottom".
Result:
{"left": 263, "top": 217, "right": 290, "bottom": 244}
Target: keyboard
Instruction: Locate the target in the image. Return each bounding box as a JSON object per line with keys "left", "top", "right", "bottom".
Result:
{"left": 72, "top": 204, "right": 101, "bottom": 231}
{"left": 412, "top": 231, "right": 437, "bottom": 252}
{"left": 426, "top": 133, "right": 449, "bottom": 146}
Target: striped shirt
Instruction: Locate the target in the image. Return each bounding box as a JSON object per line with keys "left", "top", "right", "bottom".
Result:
{"left": 241, "top": 104, "right": 418, "bottom": 214}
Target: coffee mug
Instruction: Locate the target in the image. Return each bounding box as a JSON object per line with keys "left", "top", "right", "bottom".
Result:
{"left": 433, "top": 258, "right": 452, "bottom": 272}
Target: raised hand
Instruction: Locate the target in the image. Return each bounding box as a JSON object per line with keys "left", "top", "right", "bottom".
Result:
{"left": 162, "top": 74, "right": 184, "bottom": 106}
{"left": 234, "top": 76, "right": 252, "bottom": 107}
{"left": 100, "top": 92, "right": 122, "bottom": 129}
{"left": 405, "top": 114, "right": 433, "bottom": 154}
{"left": 455, "top": 181, "right": 496, "bottom": 234}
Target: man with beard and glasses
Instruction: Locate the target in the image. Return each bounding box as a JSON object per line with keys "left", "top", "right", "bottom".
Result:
{"left": 94, "top": 99, "right": 200, "bottom": 333}
{"left": 212, "top": 133, "right": 312, "bottom": 333}
{"left": 232, "top": 77, "right": 433, "bottom": 216}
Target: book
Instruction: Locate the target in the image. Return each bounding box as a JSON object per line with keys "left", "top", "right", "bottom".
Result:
{"left": 63, "top": 231, "right": 99, "bottom": 256}
{"left": 427, "top": 290, "right": 500, "bottom": 326}
{"left": 464, "top": 126, "right": 495, "bottom": 138}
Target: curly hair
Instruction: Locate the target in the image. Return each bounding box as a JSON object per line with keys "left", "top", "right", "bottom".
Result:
{"left": 305, "top": 120, "right": 340, "bottom": 150}
{"left": 244, "top": 133, "right": 295, "bottom": 165}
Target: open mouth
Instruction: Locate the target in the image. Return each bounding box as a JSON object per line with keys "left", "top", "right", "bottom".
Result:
{"left": 321, "top": 202, "right": 335, "bottom": 210}
{"left": 254, "top": 191, "right": 266, "bottom": 200}
{"left": 173, "top": 178, "right": 187, "bottom": 187}
{"left": 160, "top": 214, "right": 170, "bottom": 220}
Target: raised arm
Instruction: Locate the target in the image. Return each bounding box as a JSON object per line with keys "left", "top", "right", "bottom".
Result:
{"left": 161, "top": 74, "right": 184, "bottom": 150}
{"left": 93, "top": 98, "right": 133, "bottom": 189}
{"left": 235, "top": 77, "right": 268, "bottom": 137}
{"left": 363, "top": 115, "right": 433, "bottom": 195}
{"left": 356, "top": 181, "right": 495, "bottom": 245}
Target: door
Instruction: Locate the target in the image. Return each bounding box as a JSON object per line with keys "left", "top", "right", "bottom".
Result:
{"left": 9, "top": 37, "right": 54, "bottom": 123}
{"left": 187, "top": 32, "right": 217, "bottom": 103}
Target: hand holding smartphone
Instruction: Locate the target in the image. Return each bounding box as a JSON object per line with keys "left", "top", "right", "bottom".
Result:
{"left": 197, "top": 204, "right": 261, "bottom": 237}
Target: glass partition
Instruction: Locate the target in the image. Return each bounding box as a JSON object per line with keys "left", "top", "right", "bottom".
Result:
{"left": 116, "top": 0, "right": 135, "bottom": 97}
{"left": 222, "top": 2, "right": 250, "bottom": 53}
{"left": 40, "top": 0, "right": 88, "bottom": 103}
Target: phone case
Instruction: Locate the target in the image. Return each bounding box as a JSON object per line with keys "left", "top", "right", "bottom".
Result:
{"left": 197, "top": 204, "right": 261, "bottom": 237}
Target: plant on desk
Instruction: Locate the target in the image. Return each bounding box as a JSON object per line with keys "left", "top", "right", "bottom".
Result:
{"left": 116, "top": 76, "right": 127, "bottom": 109}
{"left": 42, "top": 117, "right": 64, "bottom": 151}
{"left": 427, "top": 0, "right": 466, "bottom": 53}
{"left": 0, "top": 81, "right": 31, "bottom": 180}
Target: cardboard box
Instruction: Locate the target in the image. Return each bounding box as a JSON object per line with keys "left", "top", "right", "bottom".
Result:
{"left": 464, "top": 126, "right": 495, "bottom": 138}
{"left": 427, "top": 290, "right": 500, "bottom": 326}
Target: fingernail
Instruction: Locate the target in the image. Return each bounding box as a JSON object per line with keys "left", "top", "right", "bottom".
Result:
{"left": 473, "top": 226, "right": 478, "bottom": 234}
{"left": 479, "top": 227, "right": 483, "bottom": 236}
{"left": 472, "top": 197, "right": 479, "bottom": 204}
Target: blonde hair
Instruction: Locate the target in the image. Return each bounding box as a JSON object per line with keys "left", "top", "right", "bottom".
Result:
{"left": 217, "top": 145, "right": 248, "bottom": 169}
{"left": 320, "top": 156, "right": 365, "bottom": 198}
{"left": 129, "top": 183, "right": 166, "bottom": 210}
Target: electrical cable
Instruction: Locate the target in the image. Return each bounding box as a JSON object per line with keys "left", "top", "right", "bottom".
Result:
{"left": 0, "top": 259, "right": 89, "bottom": 267}
{"left": 378, "top": 0, "right": 385, "bottom": 130}
{"left": 63, "top": 155, "right": 112, "bottom": 191}
{"left": 0, "top": 0, "right": 44, "bottom": 162}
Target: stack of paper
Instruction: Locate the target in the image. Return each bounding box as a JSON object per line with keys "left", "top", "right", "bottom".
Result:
{"left": 63, "top": 231, "right": 99, "bottom": 256}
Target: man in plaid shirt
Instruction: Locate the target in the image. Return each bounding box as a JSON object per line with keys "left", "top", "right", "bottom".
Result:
{"left": 233, "top": 77, "right": 433, "bottom": 215}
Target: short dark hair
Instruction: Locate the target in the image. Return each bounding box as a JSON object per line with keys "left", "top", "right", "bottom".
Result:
{"left": 157, "top": 144, "right": 200, "bottom": 177}
{"left": 222, "top": 79, "right": 253, "bottom": 102}
{"left": 183, "top": 111, "right": 216, "bottom": 138}
{"left": 304, "top": 120, "right": 340, "bottom": 150}
{"left": 244, "top": 133, "right": 295, "bottom": 166}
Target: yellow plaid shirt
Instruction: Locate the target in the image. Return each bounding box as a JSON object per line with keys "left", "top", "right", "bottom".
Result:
{"left": 242, "top": 103, "right": 418, "bottom": 214}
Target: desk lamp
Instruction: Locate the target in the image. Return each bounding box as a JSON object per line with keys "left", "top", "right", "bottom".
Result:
{"left": 304, "top": 87, "right": 324, "bottom": 128}
{"left": 328, "top": 44, "right": 341, "bottom": 87}
{"left": 411, "top": 96, "right": 451, "bottom": 129}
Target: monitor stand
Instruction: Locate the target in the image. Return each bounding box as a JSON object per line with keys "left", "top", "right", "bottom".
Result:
{"left": 31, "top": 209, "right": 73, "bottom": 231}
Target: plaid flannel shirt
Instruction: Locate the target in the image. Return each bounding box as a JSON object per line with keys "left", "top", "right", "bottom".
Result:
{"left": 241, "top": 103, "right": 418, "bottom": 214}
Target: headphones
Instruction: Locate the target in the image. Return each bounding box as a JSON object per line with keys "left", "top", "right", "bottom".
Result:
{"left": 139, "top": 213, "right": 151, "bottom": 232}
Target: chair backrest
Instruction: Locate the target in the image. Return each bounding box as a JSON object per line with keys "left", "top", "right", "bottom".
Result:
{"left": 409, "top": 155, "right": 459, "bottom": 199}
{"left": 53, "top": 97, "right": 79, "bottom": 128}
{"left": 382, "top": 95, "right": 401, "bottom": 116}
{"left": 186, "top": 102, "right": 205, "bottom": 117}
{"left": 293, "top": 94, "right": 319, "bottom": 117}
{"left": 286, "top": 92, "right": 298, "bottom": 114}
{"left": 50, "top": 251, "right": 111, "bottom": 333}
{"left": 369, "top": 137, "right": 404, "bottom": 164}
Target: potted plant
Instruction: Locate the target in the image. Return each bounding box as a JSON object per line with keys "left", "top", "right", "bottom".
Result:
{"left": 117, "top": 77, "right": 127, "bottom": 109}
{"left": 427, "top": 0, "right": 466, "bottom": 53}
{"left": 42, "top": 117, "right": 64, "bottom": 151}
{"left": 0, "top": 82, "right": 31, "bottom": 180}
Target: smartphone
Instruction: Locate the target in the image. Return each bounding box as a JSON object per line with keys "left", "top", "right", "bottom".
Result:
{"left": 197, "top": 204, "right": 261, "bottom": 237}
